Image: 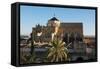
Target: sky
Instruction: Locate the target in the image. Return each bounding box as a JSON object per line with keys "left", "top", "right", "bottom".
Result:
{"left": 20, "top": 5, "right": 96, "bottom": 36}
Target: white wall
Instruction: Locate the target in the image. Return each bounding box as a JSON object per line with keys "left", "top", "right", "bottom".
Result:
{"left": 0, "top": 0, "right": 99, "bottom": 69}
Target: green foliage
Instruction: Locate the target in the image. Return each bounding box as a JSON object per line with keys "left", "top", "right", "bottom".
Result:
{"left": 20, "top": 53, "right": 27, "bottom": 64}
{"left": 20, "top": 52, "right": 36, "bottom": 64}
{"left": 47, "top": 38, "right": 69, "bottom": 62}
{"left": 27, "top": 53, "right": 36, "bottom": 63}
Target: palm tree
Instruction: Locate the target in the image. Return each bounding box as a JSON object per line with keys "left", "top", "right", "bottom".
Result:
{"left": 47, "top": 38, "right": 69, "bottom": 62}
{"left": 20, "top": 33, "right": 36, "bottom": 64}
{"left": 27, "top": 32, "right": 35, "bottom": 63}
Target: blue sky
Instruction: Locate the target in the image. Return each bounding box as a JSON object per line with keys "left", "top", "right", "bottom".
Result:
{"left": 20, "top": 5, "right": 95, "bottom": 36}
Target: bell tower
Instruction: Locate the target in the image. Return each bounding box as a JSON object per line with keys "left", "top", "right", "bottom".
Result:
{"left": 47, "top": 17, "right": 60, "bottom": 40}
{"left": 47, "top": 17, "right": 60, "bottom": 27}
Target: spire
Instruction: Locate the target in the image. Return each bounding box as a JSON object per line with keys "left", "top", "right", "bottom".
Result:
{"left": 54, "top": 13, "right": 55, "bottom": 17}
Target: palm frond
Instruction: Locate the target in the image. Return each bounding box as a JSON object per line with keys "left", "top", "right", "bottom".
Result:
{"left": 47, "top": 38, "right": 69, "bottom": 62}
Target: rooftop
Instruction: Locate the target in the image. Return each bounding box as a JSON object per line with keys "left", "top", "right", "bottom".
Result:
{"left": 49, "top": 17, "right": 59, "bottom": 21}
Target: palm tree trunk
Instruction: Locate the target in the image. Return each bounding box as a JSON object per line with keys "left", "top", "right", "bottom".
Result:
{"left": 30, "top": 33, "right": 34, "bottom": 55}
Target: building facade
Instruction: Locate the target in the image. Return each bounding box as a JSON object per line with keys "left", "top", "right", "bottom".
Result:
{"left": 32, "top": 17, "right": 83, "bottom": 44}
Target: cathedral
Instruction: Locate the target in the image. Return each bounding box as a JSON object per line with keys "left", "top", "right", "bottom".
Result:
{"left": 32, "top": 17, "right": 83, "bottom": 44}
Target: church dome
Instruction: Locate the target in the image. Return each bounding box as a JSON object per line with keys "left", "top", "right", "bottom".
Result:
{"left": 47, "top": 17, "right": 60, "bottom": 27}
{"left": 49, "top": 17, "right": 59, "bottom": 21}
